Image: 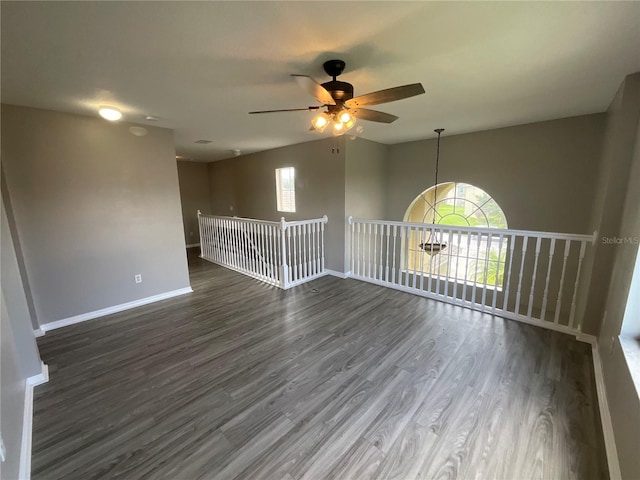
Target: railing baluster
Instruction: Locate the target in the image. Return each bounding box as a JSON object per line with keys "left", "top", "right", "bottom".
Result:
{"left": 462, "top": 231, "right": 472, "bottom": 304}
{"left": 298, "top": 224, "right": 303, "bottom": 280}
{"left": 412, "top": 226, "right": 419, "bottom": 289}
{"left": 569, "top": 240, "right": 588, "bottom": 331}
{"left": 419, "top": 227, "right": 426, "bottom": 291}
{"left": 356, "top": 222, "right": 361, "bottom": 276}
{"left": 379, "top": 224, "right": 384, "bottom": 280}
{"left": 391, "top": 225, "right": 397, "bottom": 284}
{"left": 443, "top": 228, "right": 452, "bottom": 299}
{"left": 368, "top": 223, "right": 373, "bottom": 278}
{"left": 554, "top": 240, "right": 572, "bottom": 324}
{"left": 471, "top": 231, "right": 481, "bottom": 305}
{"left": 492, "top": 234, "right": 505, "bottom": 311}
{"left": 257, "top": 223, "right": 264, "bottom": 279}
{"left": 435, "top": 225, "right": 443, "bottom": 296}
{"left": 481, "top": 232, "right": 492, "bottom": 306}
{"left": 399, "top": 226, "right": 405, "bottom": 286}
{"left": 453, "top": 230, "right": 462, "bottom": 301}
{"left": 318, "top": 220, "right": 322, "bottom": 274}
{"left": 373, "top": 224, "right": 378, "bottom": 280}
{"left": 515, "top": 236, "right": 529, "bottom": 316}
{"left": 527, "top": 236, "right": 542, "bottom": 319}
{"left": 212, "top": 218, "right": 218, "bottom": 262}
{"left": 311, "top": 223, "right": 316, "bottom": 276}
{"left": 384, "top": 224, "right": 390, "bottom": 282}
{"left": 320, "top": 218, "right": 326, "bottom": 272}
{"left": 290, "top": 225, "right": 297, "bottom": 282}
{"left": 303, "top": 224, "right": 308, "bottom": 279}
{"left": 540, "top": 238, "right": 555, "bottom": 321}
{"left": 405, "top": 227, "right": 415, "bottom": 287}
{"left": 502, "top": 234, "right": 516, "bottom": 312}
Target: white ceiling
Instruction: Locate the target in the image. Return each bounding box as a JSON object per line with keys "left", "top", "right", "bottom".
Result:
{"left": 2, "top": 1, "right": 639, "bottom": 162}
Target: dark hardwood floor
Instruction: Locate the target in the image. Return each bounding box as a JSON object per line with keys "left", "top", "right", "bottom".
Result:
{"left": 32, "top": 251, "right": 608, "bottom": 479}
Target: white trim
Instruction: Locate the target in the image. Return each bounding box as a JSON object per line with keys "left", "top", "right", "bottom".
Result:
{"left": 325, "top": 269, "right": 351, "bottom": 279}
{"left": 19, "top": 362, "right": 49, "bottom": 480}
{"left": 586, "top": 337, "right": 622, "bottom": 480}
{"left": 186, "top": 243, "right": 200, "bottom": 248}
{"left": 39, "top": 287, "right": 193, "bottom": 333}
{"left": 33, "top": 328, "right": 45, "bottom": 338}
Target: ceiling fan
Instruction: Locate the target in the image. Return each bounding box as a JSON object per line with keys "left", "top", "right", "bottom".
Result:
{"left": 249, "top": 59, "right": 425, "bottom": 135}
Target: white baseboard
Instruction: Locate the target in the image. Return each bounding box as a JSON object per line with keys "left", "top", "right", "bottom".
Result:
{"left": 325, "top": 269, "right": 351, "bottom": 279}
{"left": 186, "top": 243, "right": 201, "bottom": 248}
{"left": 37, "top": 287, "right": 193, "bottom": 333}
{"left": 19, "top": 362, "right": 49, "bottom": 480}
{"left": 588, "top": 338, "right": 622, "bottom": 480}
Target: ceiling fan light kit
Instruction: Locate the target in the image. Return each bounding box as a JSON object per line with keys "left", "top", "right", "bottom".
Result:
{"left": 250, "top": 59, "right": 425, "bottom": 135}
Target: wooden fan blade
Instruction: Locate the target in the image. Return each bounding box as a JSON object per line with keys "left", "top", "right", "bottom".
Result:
{"left": 291, "top": 74, "right": 336, "bottom": 106}
{"left": 249, "top": 106, "right": 321, "bottom": 114}
{"left": 350, "top": 108, "right": 398, "bottom": 123}
{"left": 345, "top": 83, "right": 425, "bottom": 108}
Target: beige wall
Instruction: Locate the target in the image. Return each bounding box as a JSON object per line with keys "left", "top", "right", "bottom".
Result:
{"left": 208, "top": 137, "right": 346, "bottom": 272}
{"left": 589, "top": 73, "right": 640, "bottom": 480}
{"left": 385, "top": 114, "right": 605, "bottom": 234}
{"left": 177, "top": 161, "right": 211, "bottom": 246}
{"left": 1, "top": 105, "right": 190, "bottom": 325}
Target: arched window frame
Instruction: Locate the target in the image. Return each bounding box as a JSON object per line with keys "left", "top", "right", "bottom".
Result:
{"left": 403, "top": 182, "right": 509, "bottom": 290}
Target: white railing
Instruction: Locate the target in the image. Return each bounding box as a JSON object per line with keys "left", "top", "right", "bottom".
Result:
{"left": 348, "top": 217, "right": 596, "bottom": 335}
{"left": 198, "top": 212, "right": 328, "bottom": 289}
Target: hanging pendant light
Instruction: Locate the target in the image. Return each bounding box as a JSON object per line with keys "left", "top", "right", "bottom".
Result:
{"left": 420, "top": 128, "right": 447, "bottom": 255}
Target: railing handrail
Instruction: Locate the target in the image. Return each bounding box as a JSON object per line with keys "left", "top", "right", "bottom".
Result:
{"left": 198, "top": 212, "right": 328, "bottom": 229}
{"left": 282, "top": 215, "right": 328, "bottom": 227}
{"left": 198, "top": 213, "right": 280, "bottom": 227}
{"left": 348, "top": 216, "right": 597, "bottom": 244}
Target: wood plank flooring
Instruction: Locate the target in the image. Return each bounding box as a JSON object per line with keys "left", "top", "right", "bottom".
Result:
{"left": 32, "top": 251, "right": 608, "bottom": 480}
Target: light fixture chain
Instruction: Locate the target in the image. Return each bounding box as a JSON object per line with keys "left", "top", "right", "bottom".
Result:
{"left": 433, "top": 128, "right": 444, "bottom": 224}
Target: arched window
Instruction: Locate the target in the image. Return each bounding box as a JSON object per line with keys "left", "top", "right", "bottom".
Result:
{"left": 404, "top": 182, "right": 508, "bottom": 288}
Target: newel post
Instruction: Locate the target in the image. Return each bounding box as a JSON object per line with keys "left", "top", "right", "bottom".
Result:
{"left": 280, "top": 217, "right": 289, "bottom": 289}
{"left": 197, "top": 210, "right": 204, "bottom": 258}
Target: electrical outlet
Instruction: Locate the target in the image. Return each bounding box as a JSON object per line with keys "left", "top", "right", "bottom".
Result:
{"left": 189, "top": 231, "right": 193, "bottom": 237}
{"left": 229, "top": 205, "right": 234, "bottom": 212}
{"left": 135, "top": 274, "right": 142, "bottom": 284}
{"left": 0, "top": 435, "right": 6, "bottom": 462}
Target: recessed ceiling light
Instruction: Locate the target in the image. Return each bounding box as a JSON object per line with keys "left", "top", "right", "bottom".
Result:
{"left": 232, "top": 149, "right": 241, "bottom": 156}
{"left": 98, "top": 106, "right": 122, "bottom": 121}
{"left": 145, "top": 116, "right": 159, "bottom": 121}
{"left": 194, "top": 140, "right": 213, "bottom": 144}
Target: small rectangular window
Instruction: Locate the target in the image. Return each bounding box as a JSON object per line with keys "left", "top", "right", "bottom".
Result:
{"left": 275, "top": 167, "right": 296, "bottom": 212}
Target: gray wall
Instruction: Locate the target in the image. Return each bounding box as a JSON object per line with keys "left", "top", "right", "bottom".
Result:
{"left": 1, "top": 192, "right": 43, "bottom": 477}
{"left": 385, "top": 114, "right": 605, "bottom": 234}
{"left": 589, "top": 73, "right": 640, "bottom": 480}
{"left": 344, "top": 137, "right": 388, "bottom": 271}
{"left": 1, "top": 196, "right": 42, "bottom": 377}
{"left": 177, "top": 160, "right": 211, "bottom": 246}
{"left": 0, "top": 294, "right": 27, "bottom": 480}
{"left": 1, "top": 105, "right": 191, "bottom": 325}
{"left": 208, "top": 137, "right": 346, "bottom": 272}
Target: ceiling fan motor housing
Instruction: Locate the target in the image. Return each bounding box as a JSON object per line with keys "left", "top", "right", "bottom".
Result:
{"left": 322, "top": 80, "right": 354, "bottom": 105}
{"left": 322, "top": 59, "right": 353, "bottom": 108}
